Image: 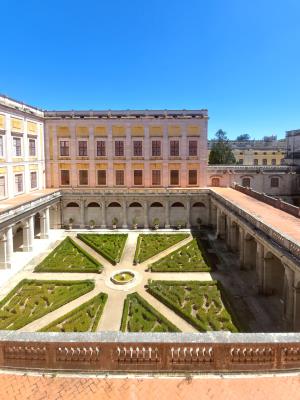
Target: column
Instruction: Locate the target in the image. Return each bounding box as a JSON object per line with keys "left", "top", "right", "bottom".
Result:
{"left": 216, "top": 208, "right": 221, "bottom": 237}
{"left": 225, "top": 215, "right": 231, "bottom": 248}
{"left": 52, "top": 125, "right": 59, "bottom": 187}
{"left": 0, "top": 233, "right": 7, "bottom": 269}
{"left": 143, "top": 200, "right": 149, "bottom": 229}
{"left": 80, "top": 200, "right": 86, "bottom": 228}
{"left": 238, "top": 227, "right": 245, "bottom": 269}
{"left": 122, "top": 199, "right": 128, "bottom": 228}
{"left": 40, "top": 207, "right": 50, "bottom": 239}
{"left": 186, "top": 197, "right": 191, "bottom": 228}
{"left": 89, "top": 126, "right": 96, "bottom": 187}
{"left": 6, "top": 226, "right": 13, "bottom": 267}
{"left": 125, "top": 125, "right": 131, "bottom": 187}
{"left": 283, "top": 266, "right": 295, "bottom": 331}
{"left": 293, "top": 286, "right": 300, "bottom": 331}
{"left": 256, "top": 242, "right": 265, "bottom": 293}
{"left": 165, "top": 198, "right": 170, "bottom": 228}
{"left": 101, "top": 201, "right": 106, "bottom": 228}
{"left": 107, "top": 124, "right": 114, "bottom": 187}
{"left": 0, "top": 228, "right": 13, "bottom": 269}
{"left": 23, "top": 216, "right": 34, "bottom": 252}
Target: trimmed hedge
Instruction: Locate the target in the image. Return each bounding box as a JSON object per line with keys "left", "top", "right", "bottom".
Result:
{"left": 120, "top": 292, "right": 180, "bottom": 332}
{"left": 35, "top": 237, "right": 102, "bottom": 273}
{"left": 40, "top": 293, "right": 108, "bottom": 332}
{"left": 134, "top": 234, "right": 189, "bottom": 264}
{"left": 77, "top": 234, "right": 128, "bottom": 265}
{"left": 147, "top": 280, "right": 238, "bottom": 333}
{"left": 0, "top": 279, "right": 95, "bottom": 330}
{"left": 150, "top": 238, "right": 211, "bottom": 272}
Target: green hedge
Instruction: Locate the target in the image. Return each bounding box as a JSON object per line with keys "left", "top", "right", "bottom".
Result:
{"left": 134, "top": 234, "right": 189, "bottom": 264}
{"left": 40, "top": 293, "right": 108, "bottom": 332}
{"left": 120, "top": 292, "right": 180, "bottom": 332}
{"left": 77, "top": 234, "right": 128, "bottom": 265}
{"left": 35, "top": 237, "right": 102, "bottom": 273}
{"left": 0, "top": 279, "right": 95, "bottom": 330}
{"left": 147, "top": 280, "right": 238, "bottom": 333}
{"left": 150, "top": 238, "right": 211, "bottom": 272}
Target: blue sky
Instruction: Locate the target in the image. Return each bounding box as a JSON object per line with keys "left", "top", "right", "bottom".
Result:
{"left": 1, "top": 0, "right": 300, "bottom": 139}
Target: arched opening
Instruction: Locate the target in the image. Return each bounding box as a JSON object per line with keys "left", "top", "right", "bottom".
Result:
{"left": 171, "top": 202, "right": 185, "bottom": 207}
{"left": 66, "top": 202, "right": 79, "bottom": 207}
{"left": 64, "top": 202, "right": 80, "bottom": 226}
{"left": 211, "top": 177, "right": 220, "bottom": 187}
{"left": 107, "top": 201, "right": 122, "bottom": 228}
{"left": 129, "top": 202, "right": 142, "bottom": 208}
{"left": 244, "top": 232, "right": 257, "bottom": 270}
{"left": 191, "top": 202, "right": 207, "bottom": 226}
{"left": 108, "top": 202, "right": 121, "bottom": 207}
{"left": 34, "top": 213, "right": 41, "bottom": 238}
{"left": 150, "top": 202, "right": 163, "bottom": 207}
{"left": 192, "top": 202, "right": 205, "bottom": 208}
{"left": 13, "top": 225, "right": 23, "bottom": 252}
{"left": 87, "top": 202, "right": 100, "bottom": 207}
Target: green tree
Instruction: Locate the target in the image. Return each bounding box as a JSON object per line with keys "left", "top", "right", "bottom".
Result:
{"left": 236, "top": 133, "right": 250, "bottom": 141}
{"left": 209, "top": 129, "right": 236, "bottom": 165}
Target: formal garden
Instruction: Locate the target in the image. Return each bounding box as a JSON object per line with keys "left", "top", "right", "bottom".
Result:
{"left": 35, "top": 237, "right": 102, "bottom": 273}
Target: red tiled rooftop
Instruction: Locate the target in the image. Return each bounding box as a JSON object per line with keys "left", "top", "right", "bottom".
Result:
{"left": 211, "top": 187, "right": 300, "bottom": 244}
{"left": 0, "top": 372, "right": 299, "bottom": 400}
{"left": 0, "top": 189, "right": 60, "bottom": 213}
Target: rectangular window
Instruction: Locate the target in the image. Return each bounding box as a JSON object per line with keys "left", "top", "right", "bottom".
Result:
{"left": 29, "top": 139, "right": 36, "bottom": 156}
{"left": 188, "top": 170, "right": 197, "bottom": 185}
{"left": 79, "top": 170, "right": 88, "bottom": 185}
{"left": 170, "top": 170, "right": 179, "bottom": 185}
{"left": 61, "top": 170, "right": 70, "bottom": 185}
{"left": 152, "top": 170, "right": 161, "bottom": 186}
{"left": 271, "top": 177, "right": 279, "bottom": 187}
{"left": 254, "top": 159, "right": 258, "bottom": 165}
{"left": 60, "top": 140, "right": 70, "bottom": 156}
{"left": 96, "top": 140, "right": 106, "bottom": 156}
{"left": 133, "top": 140, "right": 143, "bottom": 156}
{"left": 238, "top": 159, "right": 243, "bottom": 165}
{"left": 97, "top": 170, "right": 106, "bottom": 185}
{"left": 14, "top": 174, "right": 23, "bottom": 193}
{"left": 0, "top": 136, "right": 4, "bottom": 157}
{"left": 271, "top": 159, "right": 276, "bottom": 165}
{"left": 262, "top": 159, "right": 267, "bottom": 165}
{"left": 134, "top": 170, "right": 143, "bottom": 185}
{"left": 13, "top": 137, "right": 22, "bottom": 156}
{"left": 0, "top": 176, "right": 5, "bottom": 198}
{"left": 116, "top": 170, "right": 124, "bottom": 186}
{"left": 115, "top": 140, "right": 124, "bottom": 156}
{"left": 78, "top": 141, "right": 88, "bottom": 156}
{"left": 188, "top": 140, "right": 198, "bottom": 156}
{"left": 30, "top": 171, "right": 37, "bottom": 189}
{"left": 170, "top": 140, "right": 179, "bottom": 156}
{"left": 152, "top": 140, "right": 161, "bottom": 157}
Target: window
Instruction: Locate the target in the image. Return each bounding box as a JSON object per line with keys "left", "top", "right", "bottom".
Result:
{"left": 29, "top": 139, "right": 36, "bottom": 156}
{"left": 96, "top": 140, "right": 106, "bottom": 156}
{"left": 188, "top": 170, "right": 197, "bottom": 185}
{"left": 61, "top": 170, "right": 70, "bottom": 185}
{"left": 238, "top": 159, "right": 243, "bottom": 165}
{"left": 115, "top": 140, "right": 124, "bottom": 156}
{"left": 152, "top": 140, "right": 161, "bottom": 157}
{"left": 254, "top": 152, "right": 258, "bottom": 155}
{"left": 13, "top": 137, "right": 22, "bottom": 156}
{"left": 242, "top": 177, "right": 251, "bottom": 187}
{"left": 0, "top": 136, "right": 3, "bottom": 157}
{"left": 59, "top": 140, "right": 70, "bottom": 156}
{"left": 0, "top": 176, "right": 5, "bottom": 198}
{"left": 170, "top": 140, "right": 179, "bottom": 156}
{"left": 79, "top": 170, "right": 88, "bottom": 185}
{"left": 239, "top": 152, "right": 243, "bottom": 155}
{"left": 133, "top": 140, "right": 143, "bottom": 156}
{"left": 188, "top": 140, "right": 198, "bottom": 156}
{"left": 152, "top": 170, "right": 161, "bottom": 186}
{"left": 134, "top": 170, "right": 143, "bottom": 185}
{"left": 30, "top": 171, "right": 37, "bottom": 189}
{"left": 280, "top": 158, "right": 285, "bottom": 165}
{"left": 271, "top": 159, "right": 276, "bottom": 165}
{"left": 78, "top": 141, "right": 88, "bottom": 156}
{"left": 254, "top": 159, "right": 258, "bottom": 165}
{"left": 97, "top": 170, "right": 106, "bottom": 185}
{"left": 14, "top": 174, "right": 23, "bottom": 193}
{"left": 115, "top": 170, "right": 124, "bottom": 186}
{"left": 211, "top": 177, "right": 220, "bottom": 186}
{"left": 170, "top": 170, "right": 179, "bottom": 185}
{"left": 262, "top": 159, "right": 267, "bottom": 165}
{"left": 271, "top": 177, "right": 279, "bottom": 188}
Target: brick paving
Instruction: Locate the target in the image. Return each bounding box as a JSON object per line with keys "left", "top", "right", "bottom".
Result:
{"left": 0, "top": 372, "right": 299, "bottom": 399}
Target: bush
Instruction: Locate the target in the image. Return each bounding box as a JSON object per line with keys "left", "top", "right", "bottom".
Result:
{"left": 35, "top": 237, "right": 102, "bottom": 273}
{"left": 77, "top": 234, "right": 127, "bottom": 265}
{"left": 134, "top": 234, "right": 189, "bottom": 264}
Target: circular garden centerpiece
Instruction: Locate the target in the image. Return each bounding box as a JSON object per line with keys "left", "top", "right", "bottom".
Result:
{"left": 111, "top": 271, "right": 135, "bottom": 285}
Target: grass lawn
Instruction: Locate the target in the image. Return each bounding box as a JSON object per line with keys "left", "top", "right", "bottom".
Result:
{"left": 134, "top": 234, "right": 189, "bottom": 264}
{"left": 147, "top": 280, "right": 238, "bottom": 332}
{"left": 120, "top": 292, "right": 180, "bottom": 332}
{"left": 150, "top": 238, "right": 211, "bottom": 272}
{"left": 0, "top": 279, "right": 95, "bottom": 330}
{"left": 77, "top": 234, "right": 128, "bottom": 265}
{"left": 40, "top": 293, "right": 108, "bottom": 332}
{"left": 34, "top": 237, "right": 102, "bottom": 273}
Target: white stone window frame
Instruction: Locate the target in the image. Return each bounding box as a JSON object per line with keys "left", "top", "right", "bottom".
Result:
{"left": 12, "top": 136, "right": 23, "bottom": 158}
{"left": 58, "top": 138, "right": 70, "bottom": 157}
{"left": 28, "top": 137, "right": 37, "bottom": 157}
{"left": 95, "top": 139, "right": 107, "bottom": 157}
{"left": 0, "top": 174, "right": 7, "bottom": 199}
{"left": 114, "top": 139, "right": 125, "bottom": 157}
{"left": 30, "top": 170, "right": 38, "bottom": 190}
{"left": 169, "top": 137, "right": 181, "bottom": 158}
{"left": 132, "top": 138, "right": 144, "bottom": 157}
{"left": 14, "top": 172, "right": 24, "bottom": 195}
{"left": 169, "top": 169, "right": 180, "bottom": 186}
{"left": 77, "top": 138, "right": 89, "bottom": 157}
{"left": 269, "top": 175, "right": 281, "bottom": 188}
{"left": 151, "top": 138, "right": 162, "bottom": 157}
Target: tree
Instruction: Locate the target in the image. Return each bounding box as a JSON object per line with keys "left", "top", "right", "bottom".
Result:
{"left": 236, "top": 133, "right": 250, "bottom": 141}
{"left": 209, "top": 129, "right": 236, "bottom": 165}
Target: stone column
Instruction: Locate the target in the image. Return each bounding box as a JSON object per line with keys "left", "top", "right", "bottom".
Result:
{"left": 256, "top": 242, "right": 265, "bottom": 293}
{"left": 293, "top": 286, "right": 300, "bottom": 331}
{"left": 143, "top": 200, "right": 149, "bottom": 229}
{"left": 122, "top": 199, "right": 128, "bottom": 228}
{"left": 40, "top": 207, "right": 50, "bottom": 239}
{"left": 225, "top": 215, "right": 231, "bottom": 248}
{"left": 101, "top": 201, "right": 106, "bottom": 228}
{"left": 283, "top": 266, "right": 295, "bottom": 331}
{"left": 165, "top": 198, "right": 170, "bottom": 228}
{"left": 23, "top": 216, "right": 34, "bottom": 252}
{"left": 216, "top": 208, "right": 221, "bottom": 237}
{"left": 6, "top": 226, "right": 13, "bottom": 267}
{"left": 186, "top": 197, "right": 191, "bottom": 229}
{"left": 0, "top": 233, "right": 8, "bottom": 269}
{"left": 238, "top": 227, "right": 245, "bottom": 269}
{"left": 80, "top": 200, "right": 86, "bottom": 228}
{"left": 89, "top": 126, "right": 96, "bottom": 187}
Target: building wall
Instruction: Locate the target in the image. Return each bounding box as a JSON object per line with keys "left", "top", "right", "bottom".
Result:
{"left": 0, "top": 97, "right": 45, "bottom": 200}
{"left": 45, "top": 112, "right": 208, "bottom": 189}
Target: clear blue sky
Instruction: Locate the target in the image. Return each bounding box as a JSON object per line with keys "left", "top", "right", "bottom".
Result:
{"left": 1, "top": 0, "right": 300, "bottom": 139}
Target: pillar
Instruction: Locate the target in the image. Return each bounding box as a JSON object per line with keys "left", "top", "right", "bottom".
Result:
{"left": 23, "top": 216, "right": 34, "bottom": 252}
{"left": 165, "top": 198, "right": 170, "bottom": 228}
{"left": 293, "top": 286, "right": 300, "bottom": 331}
{"left": 225, "top": 215, "right": 231, "bottom": 248}
{"left": 186, "top": 198, "right": 191, "bottom": 229}
{"left": 143, "top": 200, "right": 149, "bottom": 229}
{"left": 283, "top": 266, "right": 295, "bottom": 331}
{"left": 40, "top": 208, "right": 50, "bottom": 239}
{"left": 122, "top": 200, "right": 128, "bottom": 229}
{"left": 256, "top": 242, "right": 265, "bottom": 293}
{"left": 80, "top": 200, "right": 86, "bottom": 228}
{"left": 0, "top": 233, "right": 8, "bottom": 269}
{"left": 6, "top": 226, "right": 13, "bottom": 267}
{"left": 238, "top": 227, "right": 245, "bottom": 269}
{"left": 101, "top": 201, "right": 107, "bottom": 229}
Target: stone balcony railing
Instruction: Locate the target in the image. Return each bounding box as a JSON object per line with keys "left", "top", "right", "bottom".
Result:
{"left": 61, "top": 187, "right": 210, "bottom": 196}
{"left": 207, "top": 165, "right": 293, "bottom": 172}
{"left": 1, "top": 331, "right": 300, "bottom": 373}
